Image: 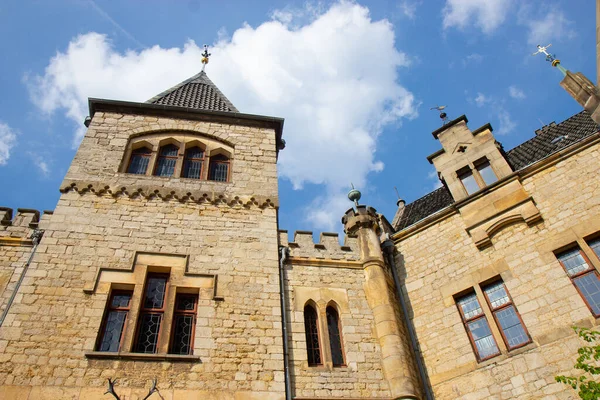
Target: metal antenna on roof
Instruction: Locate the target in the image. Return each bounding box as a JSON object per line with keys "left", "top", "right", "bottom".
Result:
{"left": 201, "top": 44, "right": 211, "bottom": 72}
{"left": 532, "top": 44, "right": 566, "bottom": 76}
{"left": 430, "top": 105, "right": 449, "bottom": 125}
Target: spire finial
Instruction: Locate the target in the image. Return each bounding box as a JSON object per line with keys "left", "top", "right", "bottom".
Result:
{"left": 532, "top": 44, "right": 567, "bottom": 76}
{"left": 430, "top": 105, "right": 448, "bottom": 125}
{"left": 348, "top": 183, "right": 362, "bottom": 208}
{"left": 201, "top": 44, "right": 211, "bottom": 72}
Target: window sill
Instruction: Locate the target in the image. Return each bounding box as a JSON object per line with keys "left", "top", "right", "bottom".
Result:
{"left": 84, "top": 351, "right": 201, "bottom": 362}
{"left": 477, "top": 341, "right": 537, "bottom": 367}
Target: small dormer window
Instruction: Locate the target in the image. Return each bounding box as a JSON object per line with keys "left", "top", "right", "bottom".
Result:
{"left": 458, "top": 167, "right": 479, "bottom": 195}
{"left": 475, "top": 159, "right": 497, "bottom": 186}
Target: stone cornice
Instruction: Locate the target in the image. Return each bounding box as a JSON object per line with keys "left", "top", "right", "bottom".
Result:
{"left": 60, "top": 180, "right": 278, "bottom": 208}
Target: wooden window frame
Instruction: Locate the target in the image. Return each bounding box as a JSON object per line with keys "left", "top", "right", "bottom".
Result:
{"left": 208, "top": 154, "right": 231, "bottom": 182}
{"left": 169, "top": 293, "right": 198, "bottom": 355}
{"left": 304, "top": 304, "right": 323, "bottom": 366}
{"left": 326, "top": 305, "right": 346, "bottom": 367}
{"left": 455, "top": 292, "right": 501, "bottom": 362}
{"left": 127, "top": 147, "right": 152, "bottom": 175}
{"left": 96, "top": 290, "right": 133, "bottom": 352}
{"left": 153, "top": 144, "right": 179, "bottom": 177}
{"left": 557, "top": 246, "right": 600, "bottom": 318}
{"left": 482, "top": 280, "right": 531, "bottom": 351}
{"left": 181, "top": 147, "right": 205, "bottom": 180}
{"left": 133, "top": 273, "right": 170, "bottom": 354}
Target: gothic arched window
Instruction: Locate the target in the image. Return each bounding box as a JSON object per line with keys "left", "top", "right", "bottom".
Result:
{"left": 182, "top": 146, "right": 204, "bottom": 179}
{"left": 326, "top": 305, "right": 345, "bottom": 367}
{"left": 154, "top": 144, "right": 179, "bottom": 177}
{"left": 208, "top": 154, "right": 230, "bottom": 182}
{"left": 304, "top": 304, "right": 321, "bottom": 366}
{"left": 127, "top": 147, "right": 152, "bottom": 175}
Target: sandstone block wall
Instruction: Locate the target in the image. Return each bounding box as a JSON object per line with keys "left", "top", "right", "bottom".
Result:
{"left": 396, "top": 140, "right": 600, "bottom": 399}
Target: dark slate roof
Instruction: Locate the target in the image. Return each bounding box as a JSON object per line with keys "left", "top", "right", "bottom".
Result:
{"left": 395, "top": 111, "right": 599, "bottom": 231}
{"left": 146, "top": 71, "right": 238, "bottom": 112}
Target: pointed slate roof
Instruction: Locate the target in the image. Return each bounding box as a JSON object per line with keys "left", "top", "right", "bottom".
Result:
{"left": 146, "top": 71, "right": 239, "bottom": 112}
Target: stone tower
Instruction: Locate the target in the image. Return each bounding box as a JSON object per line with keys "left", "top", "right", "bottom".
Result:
{"left": 0, "top": 70, "right": 287, "bottom": 399}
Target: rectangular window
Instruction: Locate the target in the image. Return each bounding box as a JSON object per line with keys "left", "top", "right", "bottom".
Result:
{"left": 476, "top": 159, "right": 498, "bottom": 186}
{"left": 134, "top": 274, "right": 169, "bottom": 353}
{"left": 169, "top": 294, "right": 198, "bottom": 355}
{"left": 456, "top": 292, "right": 500, "bottom": 361}
{"left": 557, "top": 247, "right": 600, "bottom": 316}
{"left": 482, "top": 281, "right": 531, "bottom": 350}
{"left": 458, "top": 168, "right": 480, "bottom": 195}
{"left": 588, "top": 238, "right": 600, "bottom": 260}
{"left": 97, "top": 290, "right": 132, "bottom": 352}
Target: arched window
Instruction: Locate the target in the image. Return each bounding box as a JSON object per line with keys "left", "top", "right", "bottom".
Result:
{"left": 326, "top": 305, "right": 344, "bottom": 367}
{"left": 208, "top": 154, "right": 230, "bottom": 182}
{"left": 304, "top": 304, "right": 321, "bottom": 366}
{"left": 182, "top": 146, "right": 204, "bottom": 179}
{"left": 154, "top": 144, "right": 179, "bottom": 177}
{"left": 127, "top": 147, "right": 152, "bottom": 175}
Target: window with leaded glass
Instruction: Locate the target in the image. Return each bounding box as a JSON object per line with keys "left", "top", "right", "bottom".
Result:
{"left": 127, "top": 147, "right": 152, "bottom": 175}
{"left": 97, "top": 290, "right": 132, "bottom": 352}
{"left": 208, "top": 154, "right": 230, "bottom": 182}
{"left": 182, "top": 147, "right": 204, "bottom": 179}
{"left": 482, "top": 281, "right": 531, "bottom": 350}
{"left": 134, "top": 274, "right": 169, "bottom": 353}
{"left": 154, "top": 144, "right": 179, "bottom": 177}
{"left": 456, "top": 292, "right": 500, "bottom": 361}
{"left": 557, "top": 247, "right": 600, "bottom": 316}
{"left": 326, "top": 306, "right": 345, "bottom": 367}
{"left": 169, "top": 294, "right": 198, "bottom": 355}
{"left": 304, "top": 304, "right": 321, "bottom": 366}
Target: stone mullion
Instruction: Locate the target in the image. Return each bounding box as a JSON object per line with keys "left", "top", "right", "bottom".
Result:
{"left": 318, "top": 304, "right": 332, "bottom": 368}
{"left": 578, "top": 238, "right": 600, "bottom": 272}
{"left": 157, "top": 284, "right": 177, "bottom": 354}
{"left": 122, "top": 281, "right": 146, "bottom": 352}
{"left": 146, "top": 151, "right": 158, "bottom": 176}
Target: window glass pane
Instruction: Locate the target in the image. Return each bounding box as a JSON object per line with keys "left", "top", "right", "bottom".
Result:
{"left": 160, "top": 144, "right": 179, "bottom": 157}
{"left": 144, "top": 275, "right": 167, "bottom": 309}
{"left": 589, "top": 238, "right": 600, "bottom": 259}
{"left": 483, "top": 282, "right": 510, "bottom": 309}
{"left": 155, "top": 157, "right": 176, "bottom": 177}
{"left": 176, "top": 295, "right": 197, "bottom": 311}
{"left": 182, "top": 147, "right": 204, "bottom": 179}
{"left": 135, "top": 313, "right": 162, "bottom": 353}
{"left": 574, "top": 272, "right": 600, "bottom": 315}
{"left": 460, "top": 171, "right": 479, "bottom": 195}
{"left": 558, "top": 248, "right": 590, "bottom": 276}
{"left": 467, "top": 319, "right": 499, "bottom": 359}
{"left": 127, "top": 150, "right": 151, "bottom": 175}
{"left": 171, "top": 315, "right": 194, "bottom": 355}
{"left": 326, "top": 307, "right": 344, "bottom": 366}
{"left": 99, "top": 311, "right": 127, "bottom": 352}
{"left": 111, "top": 293, "right": 131, "bottom": 308}
{"left": 304, "top": 306, "right": 321, "bottom": 365}
{"left": 457, "top": 293, "right": 483, "bottom": 320}
{"left": 495, "top": 306, "right": 529, "bottom": 348}
{"left": 477, "top": 162, "right": 498, "bottom": 185}
{"left": 209, "top": 162, "right": 228, "bottom": 182}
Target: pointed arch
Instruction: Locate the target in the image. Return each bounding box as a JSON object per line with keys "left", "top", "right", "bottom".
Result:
{"left": 326, "top": 302, "right": 345, "bottom": 367}
{"left": 303, "top": 302, "right": 322, "bottom": 366}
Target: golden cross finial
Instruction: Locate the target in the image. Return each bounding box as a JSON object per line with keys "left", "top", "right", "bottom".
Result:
{"left": 201, "top": 44, "right": 211, "bottom": 72}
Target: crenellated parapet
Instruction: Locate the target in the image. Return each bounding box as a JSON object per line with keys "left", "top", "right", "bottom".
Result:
{"left": 278, "top": 230, "right": 359, "bottom": 261}
{"left": 0, "top": 208, "right": 50, "bottom": 244}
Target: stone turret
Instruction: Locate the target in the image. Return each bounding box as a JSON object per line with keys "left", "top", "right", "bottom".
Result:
{"left": 342, "top": 205, "right": 420, "bottom": 399}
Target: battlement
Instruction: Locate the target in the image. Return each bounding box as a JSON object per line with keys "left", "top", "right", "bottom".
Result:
{"left": 0, "top": 207, "right": 53, "bottom": 239}
{"left": 279, "top": 230, "right": 360, "bottom": 261}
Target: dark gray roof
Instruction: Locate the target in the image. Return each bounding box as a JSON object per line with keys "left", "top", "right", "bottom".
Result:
{"left": 395, "top": 111, "right": 599, "bottom": 231}
{"left": 146, "top": 71, "right": 238, "bottom": 112}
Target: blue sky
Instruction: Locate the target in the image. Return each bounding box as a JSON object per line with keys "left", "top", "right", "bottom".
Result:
{"left": 0, "top": 0, "right": 595, "bottom": 236}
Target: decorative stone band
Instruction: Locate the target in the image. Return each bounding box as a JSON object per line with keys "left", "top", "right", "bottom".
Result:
{"left": 60, "top": 181, "right": 278, "bottom": 208}
{"left": 341, "top": 205, "right": 381, "bottom": 235}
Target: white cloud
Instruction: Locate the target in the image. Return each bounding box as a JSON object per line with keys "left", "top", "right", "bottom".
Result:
{"left": 508, "top": 85, "right": 526, "bottom": 99}
{"left": 520, "top": 6, "right": 575, "bottom": 46}
{"left": 474, "top": 92, "right": 490, "bottom": 107}
{"left": 0, "top": 122, "right": 17, "bottom": 165}
{"left": 398, "top": 1, "right": 419, "bottom": 19}
{"left": 496, "top": 109, "right": 516, "bottom": 135}
{"left": 427, "top": 169, "right": 442, "bottom": 190}
{"left": 462, "top": 53, "right": 483, "bottom": 67}
{"left": 442, "top": 0, "right": 512, "bottom": 34}
{"left": 27, "top": 2, "right": 417, "bottom": 232}
{"left": 27, "top": 152, "right": 50, "bottom": 176}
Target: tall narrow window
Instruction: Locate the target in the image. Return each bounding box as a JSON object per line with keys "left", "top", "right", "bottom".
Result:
{"left": 182, "top": 147, "right": 204, "bottom": 179}
{"left": 304, "top": 304, "right": 322, "bottom": 366}
{"left": 588, "top": 238, "right": 600, "bottom": 260}
{"left": 483, "top": 281, "right": 530, "bottom": 350}
{"left": 127, "top": 147, "right": 152, "bottom": 175}
{"left": 476, "top": 159, "right": 498, "bottom": 186}
{"left": 458, "top": 168, "right": 479, "bottom": 195}
{"left": 134, "top": 274, "right": 169, "bottom": 353}
{"left": 154, "top": 144, "right": 179, "bottom": 177}
{"left": 208, "top": 154, "right": 230, "bottom": 182}
{"left": 456, "top": 292, "right": 500, "bottom": 361}
{"left": 326, "top": 306, "right": 345, "bottom": 367}
{"left": 557, "top": 247, "right": 600, "bottom": 316}
{"left": 170, "top": 294, "right": 198, "bottom": 355}
{"left": 97, "top": 290, "right": 132, "bottom": 352}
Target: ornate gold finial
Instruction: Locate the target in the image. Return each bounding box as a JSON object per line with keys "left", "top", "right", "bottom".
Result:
{"left": 201, "top": 44, "right": 211, "bottom": 72}
{"left": 533, "top": 44, "right": 567, "bottom": 76}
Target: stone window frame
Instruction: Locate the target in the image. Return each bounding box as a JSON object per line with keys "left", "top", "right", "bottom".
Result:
{"left": 96, "top": 289, "right": 134, "bottom": 352}
{"left": 120, "top": 133, "right": 234, "bottom": 182}
{"left": 169, "top": 293, "right": 199, "bottom": 355}
{"left": 454, "top": 276, "right": 532, "bottom": 363}
{"left": 456, "top": 157, "right": 498, "bottom": 197}
{"left": 303, "top": 299, "right": 346, "bottom": 369}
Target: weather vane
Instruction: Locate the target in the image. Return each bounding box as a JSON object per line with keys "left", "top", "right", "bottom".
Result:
{"left": 201, "top": 44, "right": 211, "bottom": 72}
{"left": 430, "top": 105, "right": 449, "bottom": 125}
{"left": 532, "top": 44, "right": 566, "bottom": 75}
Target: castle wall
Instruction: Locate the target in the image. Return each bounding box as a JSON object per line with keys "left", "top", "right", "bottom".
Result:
{"left": 0, "top": 111, "right": 285, "bottom": 399}
{"left": 396, "top": 139, "right": 600, "bottom": 399}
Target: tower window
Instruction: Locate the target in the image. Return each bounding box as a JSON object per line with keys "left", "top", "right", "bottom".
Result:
{"left": 127, "top": 147, "right": 152, "bottom": 175}
{"left": 556, "top": 247, "right": 600, "bottom": 316}
{"left": 475, "top": 159, "right": 498, "bottom": 186}
{"left": 208, "top": 154, "right": 230, "bottom": 182}
{"left": 170, "top": 294, "right": 198, "bottom": 355}
{"left": 154, "top": 144, "right": 179, "bottom": 177}
{"left": 134, "top": 274, "right": 169, "bottom": 353}
{"left": 456, "top": 292, "right": 500, "bottom": 361}
{"left": 97, "top": 290, "right": 133, "bottom": 352}
{"left": 304, "top": 304, "right": 322, "bottom": 366}
{"left": 326, "top": 305, "right": 345, "bottom": 367}
{"left": 182, "top": 147, "right": 204, "bottom": 179}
